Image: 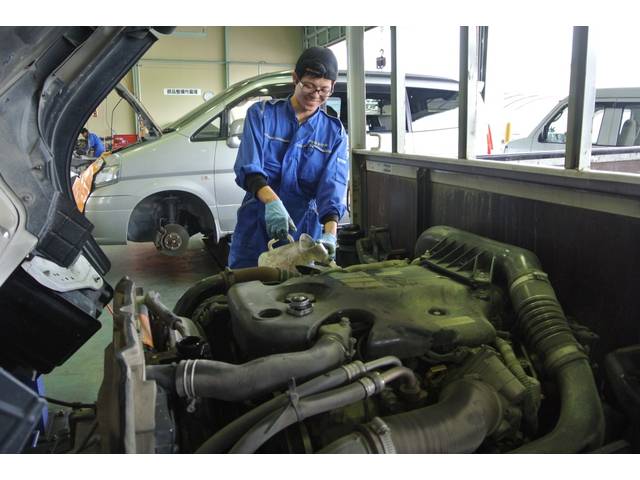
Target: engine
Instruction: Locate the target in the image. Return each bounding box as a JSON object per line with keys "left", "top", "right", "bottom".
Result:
{"left": 95, "top": 226, "right": 605, "bottom": 453}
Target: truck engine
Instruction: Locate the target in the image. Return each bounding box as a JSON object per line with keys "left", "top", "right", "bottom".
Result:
{"left": 95, "top": 226, "right": 605, "bottom": 453}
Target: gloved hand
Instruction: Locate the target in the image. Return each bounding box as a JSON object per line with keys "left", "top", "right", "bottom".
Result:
{"left": 319, "top": 232, "right": 337, "bottom": 260}
{"left": 265, "top": 199, "right": 296, "bottom": 240}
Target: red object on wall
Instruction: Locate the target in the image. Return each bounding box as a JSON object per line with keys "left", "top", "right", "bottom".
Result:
{"left": 112, "top": 134, "right": 139, "bottom": 151}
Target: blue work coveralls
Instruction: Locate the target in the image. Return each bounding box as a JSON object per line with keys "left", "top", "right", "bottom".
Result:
{"left": 88, "top": 132, "right": 105, "bottom": 157}
{"left": 228, "top": 98, "right": 349, "bottom": 268}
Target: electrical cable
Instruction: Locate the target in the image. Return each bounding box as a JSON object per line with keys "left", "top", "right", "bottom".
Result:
{"left": 43, "top": 396, "right": 96, "bottom": 410}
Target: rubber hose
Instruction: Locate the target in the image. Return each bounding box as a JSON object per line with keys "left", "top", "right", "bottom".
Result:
{"left": 230, "top": 367, "right": 416, "bottom": 453}
{"left": 175, "top": 323, "right": 351, "bottom": 402}
{"left": 510, "top": 359, "right": 604, "bottom": 453}
{"left": 173, "top": 266, "right": 289, "bottom": 317}
{"left": 384, "top": 378, "right": 501, "bottom": 453}
{"left": 321, "top": 378, "right": 502, "bottom": 454}
{"left": 195, "top": 356, "right": 402, "bottom": 454}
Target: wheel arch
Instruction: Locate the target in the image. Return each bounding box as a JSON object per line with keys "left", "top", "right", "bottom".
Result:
{"left": 127, "top": 190, "right": 218, "bottom": 242}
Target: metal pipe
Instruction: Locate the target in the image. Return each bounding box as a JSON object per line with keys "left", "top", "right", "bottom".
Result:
{"left": 223, "top": 26, "right": 230, "bottom": 89}
{"left": 565, "top": 26, "right": 596, "bottom": 170}
{"left": 346, "top": 26, "right": 366, "bottom": 228}
{"left": 390, "top": 27, "right": 405, "bottom": 154}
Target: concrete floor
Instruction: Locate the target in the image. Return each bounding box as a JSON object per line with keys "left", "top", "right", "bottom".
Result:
{"left": 43, "top": 236, "right": 222, "bottom": 404}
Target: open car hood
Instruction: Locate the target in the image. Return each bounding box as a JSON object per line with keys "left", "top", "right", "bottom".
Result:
{"left": 0, "top": 26, "right": 172, "bottom": 374}
{"left": 115, "top": 82, "right": 162, "bottom": 138}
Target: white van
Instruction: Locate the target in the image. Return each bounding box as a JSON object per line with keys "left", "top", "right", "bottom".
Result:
{"left": 504, "top": 88, "right": 640, "bottom": 154}
{"left": 86, "top": 71, "right": 482, "bottom": 255}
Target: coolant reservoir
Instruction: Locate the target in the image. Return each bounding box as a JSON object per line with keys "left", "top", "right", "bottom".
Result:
{"left": 258, "top": 233, "right": 331, "bottom": 273}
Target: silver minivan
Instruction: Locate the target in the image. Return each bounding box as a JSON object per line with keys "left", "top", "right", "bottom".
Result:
{"left": 85, "top": 71, "right": 467, "bottom": 255}
{"left": 504, "top": 88, "right": 640, "bottom": 154}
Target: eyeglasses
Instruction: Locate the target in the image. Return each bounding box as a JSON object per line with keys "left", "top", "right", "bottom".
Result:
{"left": 299, "top": 81, "right": 333, "bottom": 97}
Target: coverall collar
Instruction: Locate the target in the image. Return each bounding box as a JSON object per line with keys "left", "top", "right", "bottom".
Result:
{"left": 287, "top": 95, "right": 321, "bottom": 131}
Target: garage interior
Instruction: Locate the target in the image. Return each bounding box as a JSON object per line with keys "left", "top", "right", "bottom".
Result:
{"left": 1, "top": 25, "right": 639, "bottom": 458}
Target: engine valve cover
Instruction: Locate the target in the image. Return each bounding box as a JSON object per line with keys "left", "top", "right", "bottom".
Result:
{"left": 227, "top": 263, "right": 503, "bottom": 359}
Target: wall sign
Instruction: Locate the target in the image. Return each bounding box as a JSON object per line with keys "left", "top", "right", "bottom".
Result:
{"left": 164, "top": 88, "right": 202, "bottom": 96}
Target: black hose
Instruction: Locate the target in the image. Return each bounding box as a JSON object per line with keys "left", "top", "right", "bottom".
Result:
{"left": 321, "top": 378, "right": 502, "bottom": 454}
{"left": 229, "top": 367, "right": 417, "bottom": 454}
{"left": 380, "top": 378, "right": 501, "bottom": 453}
{"left": 510, "top": 359, "right": 603, "bottom": 453}
{"left": 416, "top": 226, "right": 604, "bottom": 453}
{"left": 194, "top": 356, "right": 402, "bottom": 454}
{"left": 175, "top": 321, "right": 352, "bottom": 402}
{"left": 173, "top": 267, "right": 291, "bottom": 317}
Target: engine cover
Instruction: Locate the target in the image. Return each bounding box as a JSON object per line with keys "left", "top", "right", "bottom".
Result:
{"left": 227, "top": 262, "right": 504, "bottom": 359}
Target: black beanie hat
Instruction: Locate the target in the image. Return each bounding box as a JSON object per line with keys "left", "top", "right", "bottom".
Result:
{"left": 295, "top": 47, "right": 338, "bottom": 81}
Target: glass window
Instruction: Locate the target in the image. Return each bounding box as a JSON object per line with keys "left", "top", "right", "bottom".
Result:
{"left": 192, "top": 116, "right": 221, "bottom": 142}
{"left": 616, "top": 105, "right": 640, "bottom": 146}
{"left": 363, "top": 84, "right": 401, "bottom": 152}
{"left": 408, "top": 88, "right": 458, "bottom": 124}
{"left": 538, "top": 104, "right": 637, "bottom": 148}
{"left": 541, "top": 106, "right": 568, "bottom": 145}
{"left": 587, "top": 27, "right": 640, "bottom": 174}
{"left": 227, "top": 84, "right": 293, "bottom": 132}
{"left": 592, "top": 109, "right": 605, "bottom": 144}
{"left": 325, "top": 96, "right": 341, "bottom": 119}
{"left": 365, "top": 89, "right": 394, "bottom": 134}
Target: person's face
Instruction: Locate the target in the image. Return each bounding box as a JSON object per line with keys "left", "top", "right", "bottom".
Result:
{"left": 292, "top": 73, "right": 334, "bottom": 113}
{"left": 81, "top": 131, "right": 88, "bottom": 139}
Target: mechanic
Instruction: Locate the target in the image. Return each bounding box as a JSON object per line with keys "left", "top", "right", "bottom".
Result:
{"left": 228, "top": 47, "right": 349, "bottom": 268}
{"left": 80, "top": 127, "right": 105, "bottom": 157}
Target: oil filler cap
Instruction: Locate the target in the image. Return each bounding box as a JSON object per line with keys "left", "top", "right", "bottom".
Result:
{"left": 285, "top": 292, "right": 315, "bottom": 317}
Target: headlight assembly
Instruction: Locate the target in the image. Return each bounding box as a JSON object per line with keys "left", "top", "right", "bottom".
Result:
{"left": 94, "top": 164, "right": 120, "bottom": 187}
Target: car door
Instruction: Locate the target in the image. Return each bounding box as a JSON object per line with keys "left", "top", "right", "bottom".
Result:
{"left": 213, "top": 84, "right": 293, "bottom": 234}
{"left": 532, "top": 103, "right": 609, "bottom": 151}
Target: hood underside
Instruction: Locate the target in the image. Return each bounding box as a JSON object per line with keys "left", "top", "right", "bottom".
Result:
{"left": 0, "top": 26, "right": 172, "bottom": 373}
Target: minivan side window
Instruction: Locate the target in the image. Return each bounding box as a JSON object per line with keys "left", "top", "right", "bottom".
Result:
{"left": 225, "top": 84, "right": 294, "bottom": 137}
{"left": 616, "top": 104, "right": 640, "bottom": 146}
{"left": 407, "top": 87, "right": 458, "bottom": 122}
{"left": 192, "top": 84, "right": 293, "bottom": 142}
{"left": 192, "top": 116, "right": 222, "bottom": 142}
{"left": 539, "top": 103, "right": 640, "bottom": 147}
{"left": 542, "top": 106, "right": 569, "bottom": 144}
{"left": 229, "top": 96, "right": 270, "bottom": 126}
{"left": 363, "top": 84, "right": 408, "bottom": 133}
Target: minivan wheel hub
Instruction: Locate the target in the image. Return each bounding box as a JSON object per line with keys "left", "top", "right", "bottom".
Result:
{"left": 155, "top": 223, "right": 190, "bottom": 256}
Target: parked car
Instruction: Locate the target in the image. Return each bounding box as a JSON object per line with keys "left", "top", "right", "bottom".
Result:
{"left": 504, "top": 88, "right": 640, "bottom": 154}
{"left": 85, "top": 71, "right": 489, "bottom": 255}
